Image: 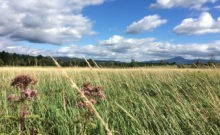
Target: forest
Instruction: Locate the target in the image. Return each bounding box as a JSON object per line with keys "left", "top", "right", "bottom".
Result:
{"left": 0, "top": 51, "right": 218, "bottom": 68}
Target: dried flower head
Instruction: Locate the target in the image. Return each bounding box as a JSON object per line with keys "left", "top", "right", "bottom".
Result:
{"left": 84, "top": 90, "right": 91, "bottom": 96}
{"left": 83, "top": 82, "right": 91, "bottom": 88}
{"left": 11, "top": 74, "right": 37, "bottom": 89}
{"left": 83, "top": 82, "right": 93, "bottom": 91}
{"left": 30, "top": 90, "right": 37, "bottom": 98}
{"left": 77, "top": 83, "right": 105, "bottom": 109}
{"left": 8, "top": 74, "right": 38, "bottom": 135}
{"left": 93, "top": 86, "right": 102, "bottom": 92}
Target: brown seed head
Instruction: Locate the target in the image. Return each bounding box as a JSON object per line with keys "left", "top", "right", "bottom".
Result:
{"left": 11, "top": 74, "right": 37, "bottom": 89}
{"left": 93, "top": 86, "right": 102, "bottom": 92}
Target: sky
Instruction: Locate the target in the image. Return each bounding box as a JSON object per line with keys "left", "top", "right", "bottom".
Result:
{"left": 0, "top": 0, "right": 220, "bottom": 62}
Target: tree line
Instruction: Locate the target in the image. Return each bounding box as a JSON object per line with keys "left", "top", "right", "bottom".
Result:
{"left": 0, "top": 51, "right": 218, "bottom": 68}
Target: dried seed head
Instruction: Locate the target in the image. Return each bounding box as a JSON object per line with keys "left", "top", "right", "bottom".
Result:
{"left": 30, "top": 90, "right": 37, "bottom": 98}
{"left": 83, "top": 82, "right": 93, "bottom": 91}
{"left": 11, "top": 74, "right": 37, "bottom": 89}
{"left": 83, "top": 82, "right": 91, "bottom": 88}
{"left": 93, "top": 86, "right": 102, "bottom": 92}
{"left": 78, "top": 82, "right": 105, "bottom": 110}
{"left": 81, "top": 82, "right": 105, "bottom": 99}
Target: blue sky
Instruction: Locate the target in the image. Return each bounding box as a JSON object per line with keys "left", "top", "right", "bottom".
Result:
{"left": 0, "top": 0, "right": 220, "bottom": 61}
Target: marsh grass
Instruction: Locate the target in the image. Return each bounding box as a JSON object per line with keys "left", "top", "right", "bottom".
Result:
{"left": 0, "top": 67, "right": 220, "bottom": 134}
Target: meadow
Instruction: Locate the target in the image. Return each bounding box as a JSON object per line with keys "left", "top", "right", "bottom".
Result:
{"left": 0, "top": 67, "right": 220, "bottom": 135}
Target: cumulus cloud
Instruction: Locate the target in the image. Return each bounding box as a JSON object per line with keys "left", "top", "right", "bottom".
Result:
{"left": 0, "top": 39, "right": 51, "bottom": 56}
{"left": 57, "top": 35, "right": 220, "bottom": 61}
{"left": 150, "top": 0, "right": 217, "bottom": 9}
{"left": 0, "top": 0, "right": 104, "bottom": 44}
{"left": 2, "top": 35, "right": 220, "bottom": 61}
{"left": 174, "top": 12, "right": 220, "bottom": 35}
{"left": 126, "top": 15, "right": 167, "bottom": 34}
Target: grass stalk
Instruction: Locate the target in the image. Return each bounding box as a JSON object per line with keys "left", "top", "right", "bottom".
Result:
{"left": 51, "top": 57, "right": 112, "bottom": 135}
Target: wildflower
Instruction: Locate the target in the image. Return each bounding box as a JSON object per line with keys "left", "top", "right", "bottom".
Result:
{"left": 7, "top": 94, "right": 16, "bottom": 101}
{"left": 83, "top": 82, "right": 91, "bottom": 88}
{"left": 81, "top": 83, "right": 105, "bottom": 100}
{"left": 84, "top": 101, "right": 90, "bottom": 107}
{"left": 93, "top": 86, "right": 102, "bottom": 92}
{"left": 76, "top": 82, "right": 107, "bottom": 132}
{"left": 83, "top": 82, "right": 93, "bottom": 91}
{"left": 22, "top": 89, "right": 32, "bottom": 98}
{"left": 84, "top": 90, "right": 90, "bottom": 95}
{"left": 77, "top": 83, "right": 105, "bottom": 109}
{"left": 30, "top": 90, "right": 37, "bottom": 98}
{"left": 76, "top": 102, "right": 84, "bottom": 107}
{"left": 8, "top": 74, "right": 38, "bottom": 134}
{"left": 98, "top": 92, "right": 105, "bottom": 99}
{"left": 90, "top": 99, "right": 97, "bottom": 104}
{"left": 21, "top": 89, "right": 37, "bottom": 100}
{"left": 11, "top": 74, "right": 37, "bottom": 89}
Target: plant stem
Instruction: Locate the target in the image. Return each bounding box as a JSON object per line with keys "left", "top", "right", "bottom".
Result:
{"left": 51, "top": 57, "right": 112, "bottom": 135}
{"left": 19, "top": 101, "right": 25, "bottom": 135}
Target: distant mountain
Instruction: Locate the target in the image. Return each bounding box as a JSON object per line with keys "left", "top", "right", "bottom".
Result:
{"left": 55, "top": 56, "right": 220, "bottom": 65}
{"left": 32, "top": 53, "right": 220, "bottom": 65}
{"left": 145, "top": 56, "right": 220, "bottom": 64}
{"left": 165, "top": 56, "right": 190, "bottom": 64}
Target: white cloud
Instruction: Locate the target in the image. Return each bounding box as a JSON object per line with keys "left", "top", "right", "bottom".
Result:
{"left": 174, "top": 12, "right": 220, "bottom": 35}
{"left": 0, "top": 39, "right": 51, "bottom": 56}
{"left": 1, "top": 35, "right": 220, "bottom": 61}
{"left": 0, "top": 0, "right": 105, "bottom": 44}
{"left": 57, "top": 35, "right": 220, "bottom": 61}
{"left": 126, "top": 15, "right": 167, "bottom": 34}
{"left": 150, "top": 0, "right": 217, "bottom": 10}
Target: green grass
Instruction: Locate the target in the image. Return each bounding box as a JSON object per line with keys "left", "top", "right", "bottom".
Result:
{"left": 0, "top": 67, "right": 220, "bottom": 135}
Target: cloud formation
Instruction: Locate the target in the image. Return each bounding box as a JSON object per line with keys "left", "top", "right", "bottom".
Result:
{"left": 1, "top": 35, "right": 220, "bottom": 61}
{"left": 174, "top": 12, "right": 220, "bottom": 35}
{"left": 126, "top": 15, "right": 167, "bottom": 34}
{"left": 0, "top": 0, "right": 104, "bottom": 44}
{"left": 57, "top": 35, "right": 220, "bottom": 61}
{"left": 0, "top": 39, "right": 50, "bottom": 56}
{"left": 150, "top": 0, "right": 217, "bottom": 9}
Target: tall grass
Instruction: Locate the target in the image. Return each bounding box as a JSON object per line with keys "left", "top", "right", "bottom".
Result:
{"left": 0, "top": 67, "right": 220, "bottom": 134}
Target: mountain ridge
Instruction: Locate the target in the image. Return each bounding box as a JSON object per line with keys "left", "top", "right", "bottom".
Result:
{"left": 144, "top": 56, "right": 220, "bottom": 64}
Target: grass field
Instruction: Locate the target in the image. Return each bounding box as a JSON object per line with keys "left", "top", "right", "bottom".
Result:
{"left": 0, "top": 67, "right": 220, "bottom": 135}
